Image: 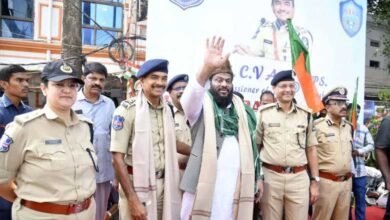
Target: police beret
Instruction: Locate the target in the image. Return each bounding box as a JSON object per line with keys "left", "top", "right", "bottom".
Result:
{"left": 41, "top": 60, "right": 84, "bottom": 85}
{"left": 136, "top": 59, "right": 168, "bottom": 78}
{"left": 167, "top": 74, "right": 189, "bottom": 91}
{"left": 271, "top": 70, "right": 294, "bottom": 86}
{"left": 322, "top": 86, "right": 349, "bottom": 104}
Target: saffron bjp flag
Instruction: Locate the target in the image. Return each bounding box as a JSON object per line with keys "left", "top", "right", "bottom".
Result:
{"left": 287, "top": 19, "right": 324, "bottom": 113}
{"left": 349, "top": 77, "right": 359, "bottom": 129}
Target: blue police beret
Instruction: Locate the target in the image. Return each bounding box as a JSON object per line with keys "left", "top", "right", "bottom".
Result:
{"left": 167, "top": 74, "right": 189, "bottom": 91}
{"left": 271, "top": 70, "right": 294, "bottom": 86}
{"left": 322, "top": 86, "right": 349, "bottom": 104}
{"left": 41, "top": 60, "right": 84, "bottom": 85}
{"left": 136, "top": 59, "right": 169, "bottom": 78}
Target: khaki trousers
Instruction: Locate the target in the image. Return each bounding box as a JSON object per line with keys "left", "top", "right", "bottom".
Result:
{"left": 118, "top": 176, "right": 164, "bottom": 220}
{"left": 261, "top": 167, "right": 310, "bottom": 220}
{"left": 12, "top": 197, "right": 96, "bottom": 220}
{"left": 312, "top": 178, "right": 352, "bottom": 220}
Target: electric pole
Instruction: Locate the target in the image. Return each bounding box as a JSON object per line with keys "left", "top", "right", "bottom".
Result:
{"left": 62, "top": 0, "right": 83, "bottom": 76}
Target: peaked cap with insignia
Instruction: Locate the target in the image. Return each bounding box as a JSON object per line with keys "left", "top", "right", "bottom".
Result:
{"left": 41, "top": 60, "right": 84, "bottom": 85}
{"left": 322, "top": 86, "right": 349, "bottom": 104}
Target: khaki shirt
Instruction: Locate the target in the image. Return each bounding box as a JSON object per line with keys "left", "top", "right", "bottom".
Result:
{"left": 256, "top": 103, "right": 318, "bottom": 166}
{"left": 314, "top": 115, "right": 353, "bottom": 174}
{"left": 174, "top": 109, "right": 192, "bottom": 163}
{"left": 110, "top": 97, "right": 165, "bottom": 171}
{"left": 0, "top": 106, "right": 96, "bottom": 204}
{"left": 250, "top": 21, "right": 312, "bottom": 62}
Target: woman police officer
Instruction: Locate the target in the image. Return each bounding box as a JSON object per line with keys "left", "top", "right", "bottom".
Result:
{"left": 0, "top": 61, "right": 98, "bottom": 219}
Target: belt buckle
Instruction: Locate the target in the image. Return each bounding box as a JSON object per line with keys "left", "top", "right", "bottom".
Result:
{"left": 337, "top": 175, "right": 346, "bottom": 181}
{"left": 282, "top": 166, "right": 293, "bottom": 174}
{"left": 70, "top": 203, "right": 84, "bottom": 214}
{"left": 155, "top": 170, "right": 163, "bottom": 179}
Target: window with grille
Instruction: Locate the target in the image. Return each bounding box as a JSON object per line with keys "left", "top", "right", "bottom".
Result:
{"left": 82, "top": 0, "right": 123, "bottom": 46}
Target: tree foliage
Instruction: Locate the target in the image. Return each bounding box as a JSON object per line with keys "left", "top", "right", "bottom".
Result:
{"left": 368, "top": 0, "right": 390, "bottom": 57}
{"left": 378, "top": 89, "right": 390, "bottom": 102}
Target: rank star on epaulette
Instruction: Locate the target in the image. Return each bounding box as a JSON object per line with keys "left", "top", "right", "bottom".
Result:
{"left": 0, "top": 135, "right": 13, "bottom": 152}
{"left": 121, "top": 99, "right": 136, "bottom": 109}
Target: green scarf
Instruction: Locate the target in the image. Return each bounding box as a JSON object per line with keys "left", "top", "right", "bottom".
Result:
{"left": 208, "top": 92, "right": 239, "bottom": 136}
{"left": 208, "top": 92, "right": 261, "bottom": 192}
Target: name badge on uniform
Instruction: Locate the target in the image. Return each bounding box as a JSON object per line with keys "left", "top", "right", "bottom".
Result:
{"left": 325, "top": 133, "right": 335, "bottom": 137}
{"left": 45, "top": 139, "right": 62, "bottom": 145}
{"left": 268, "top": 123, "right": 280, "bottom": 127}
{"left": 0, "top": 135, "right": 13, "bottom": 152}
{"left": 264, "top": 39, "right": 273, "bottom": 44}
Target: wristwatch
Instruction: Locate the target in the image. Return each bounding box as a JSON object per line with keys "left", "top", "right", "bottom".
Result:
{"left": 310, "top": 176, "right": 320, "bottom": 182}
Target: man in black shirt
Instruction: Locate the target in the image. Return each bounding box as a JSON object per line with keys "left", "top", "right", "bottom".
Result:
{"left": 375, "top": 115, "right": 390, "bottom": 219}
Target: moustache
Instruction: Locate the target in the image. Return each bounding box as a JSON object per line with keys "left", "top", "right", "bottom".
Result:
{"left": 152, "top": 85, "right": 166, "bottom": 90}
{"left": 92, "top": 85, "right": 102, "bottom": 90}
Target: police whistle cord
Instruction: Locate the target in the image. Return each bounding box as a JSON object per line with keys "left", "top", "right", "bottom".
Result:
{"left": 86, "top": 148, "right": 99, "bottom": 173}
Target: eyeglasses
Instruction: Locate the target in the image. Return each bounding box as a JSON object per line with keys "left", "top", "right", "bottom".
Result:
{"left": 172, "top": 86, "right": 186, "bottom": 92}
{"left": 212, "top": 77, "right": 232, "bottom": 84}
{"left": 50, "top": 82, "right": 81, "bottom": 91}
{"left": 327, "top": 100, "right": 347, "bottom": 107}
{"left": 276, "top": 83, "right": 295, "bottom": 90}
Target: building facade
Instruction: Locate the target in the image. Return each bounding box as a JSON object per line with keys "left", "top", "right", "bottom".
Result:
{"left": 365, "top": 16, "right": 390, "bottom": 101}
{"left": 0, "top": 0, "right": 146, "bottom": 108}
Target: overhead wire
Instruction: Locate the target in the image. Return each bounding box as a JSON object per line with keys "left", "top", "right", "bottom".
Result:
{"left": 0, "top": 1, "right": 139, "bottom": 71}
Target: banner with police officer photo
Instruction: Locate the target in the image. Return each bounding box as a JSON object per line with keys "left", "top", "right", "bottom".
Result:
{"left": 146, "top": 0, "right": 367, "bottom": 111}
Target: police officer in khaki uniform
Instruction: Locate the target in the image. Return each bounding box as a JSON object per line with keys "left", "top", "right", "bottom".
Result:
{"left": 312, "top": 87, "right": 353, "bottom": 220}
{"left": 167, "top": 74, "right": 192, "bottom": 177}
{"left": 234, "top": 0, "right": 312, "bottom": 62}
{"left": 256, "top": 70, "right": 320, "bottom": 220}
{"left": 0, "top": 61, "right": 97, "bottom": 219}
{"left": 110, "top": 59, "right": 182, "bottom": 220}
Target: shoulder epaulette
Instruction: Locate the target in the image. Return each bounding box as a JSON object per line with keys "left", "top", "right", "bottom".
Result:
{"left": 14, "top": 109, "right": 44, "bottom": 126}
{"left": 120, "top": 98, "right": 136, "bottom": 109}
{"left": 258, "top": 103, "right": 277, "bottom": 112}
{"left": 295, "top": 104, "right": 312, "bottom": 114}
{"left": 344, "top": 119, "right": 353, "bottom": 128}
{"left": 78, "top": 115, "right": 93, "bottom": 124}
{"left": 314, "top": 117, "right": 325, "bottom": 125}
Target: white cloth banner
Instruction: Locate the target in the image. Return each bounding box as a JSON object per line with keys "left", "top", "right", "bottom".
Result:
{"left": 147, "top": 0, "right": 367, "bottom": 112}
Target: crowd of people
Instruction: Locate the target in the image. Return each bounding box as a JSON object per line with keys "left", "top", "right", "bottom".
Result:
{"left": 0, "top": 36, "right": 389, "bottom": 220}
